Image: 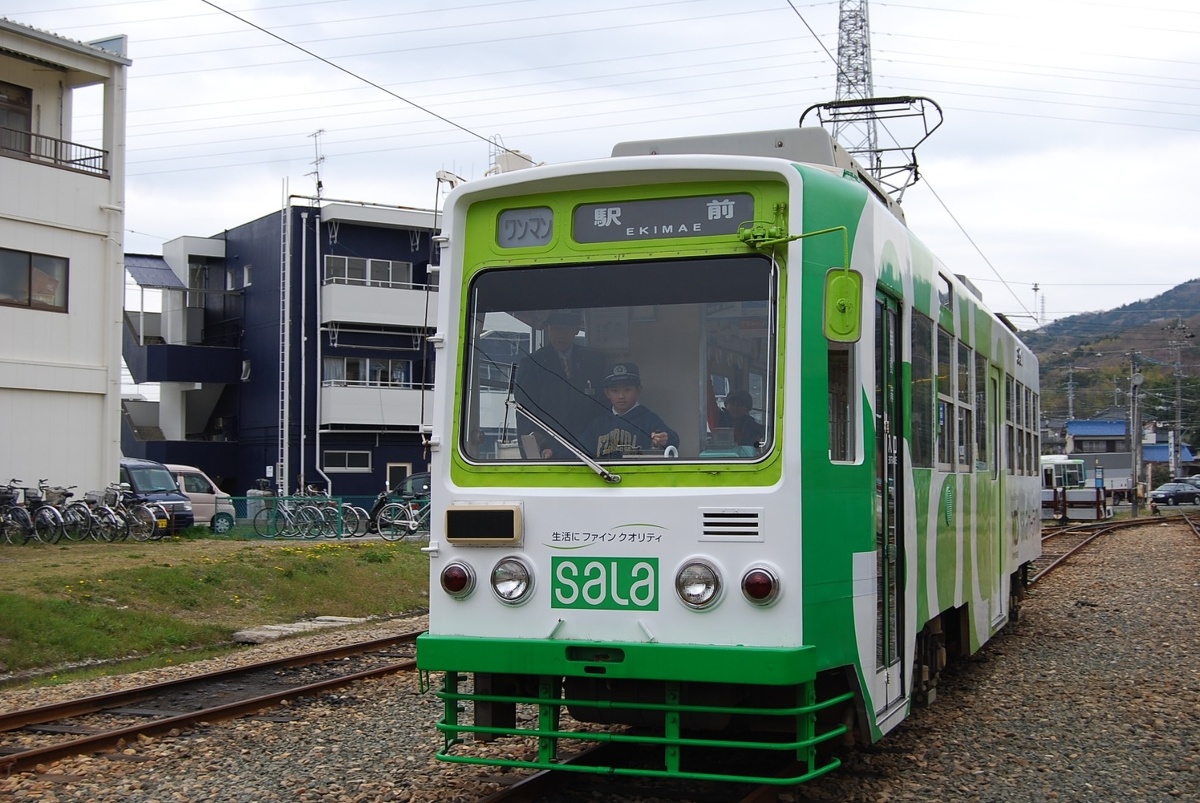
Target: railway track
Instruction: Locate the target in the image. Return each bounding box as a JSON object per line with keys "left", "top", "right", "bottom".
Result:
{"left": 1030, "top": 515, "right": 1164, "bottom": 583}
{"left": 0, "top": 632, "right": 419, "bottom": 775}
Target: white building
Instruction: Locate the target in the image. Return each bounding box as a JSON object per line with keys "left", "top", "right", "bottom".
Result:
{"left": 0, "top": 19, "right": 129, "bottom": 492}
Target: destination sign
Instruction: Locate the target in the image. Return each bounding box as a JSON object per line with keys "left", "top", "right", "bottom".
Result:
{"left": 497, "top": 206, "right": 554, "bottom": 248}
{"left": 573, "top": 194, "right": 753, "bottom": 244}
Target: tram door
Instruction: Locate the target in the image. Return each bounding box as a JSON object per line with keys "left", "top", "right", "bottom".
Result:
{"left": 873, "top": 295, "right": 904, "bottom": 712}
{"left": 988, "top": 367, "right": 1006, "bottom": 628}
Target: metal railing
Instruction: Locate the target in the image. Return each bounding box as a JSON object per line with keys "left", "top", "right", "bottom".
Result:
{"left": 0, "top": 126, "right": 108, "bottom": 177}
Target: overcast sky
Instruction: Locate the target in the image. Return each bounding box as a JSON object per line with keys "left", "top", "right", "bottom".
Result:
{"left": 6, "top": 0, "right": 1198, "bottom": 329}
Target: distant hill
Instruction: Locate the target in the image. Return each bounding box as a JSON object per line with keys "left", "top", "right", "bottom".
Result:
{"left": 1022, "top": 279, "right": 1200, "bottom": 437}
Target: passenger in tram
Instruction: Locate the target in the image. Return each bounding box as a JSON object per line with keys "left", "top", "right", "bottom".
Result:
{"left": 718, "top": 389, "right": 765, "bottom": 447}
{"left": 581, "top": 362, "right": 679, "bottom": 458}
{"left": 514, "top": 310, "right": 608, "bottom": 458}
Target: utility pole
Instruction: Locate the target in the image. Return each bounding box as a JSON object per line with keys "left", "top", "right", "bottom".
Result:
{"left": 833, "top": 1, "right": 878, "bottom": 173}
{"left": 1164, "top": 318, "right": 1193, "bottom": 477}
{"left": 1065, "top": 363, "right": 1075, "bottom": 421}
{"left": 1130, "top": 353, "right": 1143, "bottom": 517}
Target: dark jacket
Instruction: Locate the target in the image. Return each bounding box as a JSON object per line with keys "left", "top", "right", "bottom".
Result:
{"left": 514, "top": 345, "right": 608, "bottom": 457}
{"left": 581, "top": 404, "right": 680, "bottom": 458}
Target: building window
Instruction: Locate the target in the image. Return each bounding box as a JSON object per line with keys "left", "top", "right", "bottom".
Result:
{"left": 324, "top": 356, "right": 415, "bottom": 387}
{"left": 0, "top": 248, "right": 68, "bottom": 312}
{"left": 324, "top": 255, "right": 415, "bottom": 288}
{"left": 324, "top": 450, "right": 371, "bottom": 472}
{"left": 0, "top": 81, "right": 32, "bottom": 155}
{"left": 243, "top": 264, "right": 252, "bottom": 287}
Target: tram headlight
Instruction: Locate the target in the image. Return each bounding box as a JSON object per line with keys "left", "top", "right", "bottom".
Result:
{"left": 675, "top": 560, "right": 721, "bottom": 609}
{"left": 440, "top": 561, "right": 476, "bottom": 599}
{"left": 490, "top": 557, "right": 533, "bottom": 604}
{"left": 741, "top": 566, "right": 780, "bottom": 606}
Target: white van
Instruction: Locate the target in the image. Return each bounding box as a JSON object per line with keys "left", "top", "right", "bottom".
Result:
{"left": 165, "top": 464, "right": 236, "bottom": 534}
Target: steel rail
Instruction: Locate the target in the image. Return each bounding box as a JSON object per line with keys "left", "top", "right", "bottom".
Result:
{"left": 0, "top": 632, "right": 419, "bottom": 775}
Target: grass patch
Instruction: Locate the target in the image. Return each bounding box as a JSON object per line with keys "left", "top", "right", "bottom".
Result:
{"left": 0, "top": 539, "right": 429, "bottom": 679}
{"left": 0, "top": 592, "right": 226, "bottom": 673}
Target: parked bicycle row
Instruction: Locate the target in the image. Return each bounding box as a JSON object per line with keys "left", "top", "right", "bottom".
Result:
{"left": 0, "top": 475, "right": 432, "bottom": 545}
{"left": 248, "top": 483, "right": 431, "bottom": 541}
{"left": 0, "top": 478, "right": 178, "bottom": 545}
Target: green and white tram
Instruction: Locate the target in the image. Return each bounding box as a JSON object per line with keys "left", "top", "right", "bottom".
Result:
{"left": 416, "top": 126, "right": 1042, "bottom": 786}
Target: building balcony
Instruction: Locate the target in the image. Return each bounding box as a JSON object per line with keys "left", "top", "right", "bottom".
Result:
{"left": 123, "top": 311, "right": 241, "bottom": 385}
{"left": 320, "top": 381, "right": 433, "bottom": 428}
{"left": 321, "top": 279, "right": 437, "bottom": 329}
{"left": 1, "top": 126, "right": 108, "bottom": 176}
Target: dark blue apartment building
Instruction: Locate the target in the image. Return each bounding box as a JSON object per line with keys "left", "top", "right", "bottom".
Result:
{"left": 122, "top": 197, "right": 439, "bottom": 499}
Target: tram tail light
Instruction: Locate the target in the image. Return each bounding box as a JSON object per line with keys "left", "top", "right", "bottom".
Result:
{"left": 741, "top": 566, "right": 780, "bottom": 605}
{"left": 440, "top": 561, "right": 476, "bottom": 598}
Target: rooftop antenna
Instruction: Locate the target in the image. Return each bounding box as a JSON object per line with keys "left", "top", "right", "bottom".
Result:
{"left": 307, "top": 129, "right": 325, "bottom": 200}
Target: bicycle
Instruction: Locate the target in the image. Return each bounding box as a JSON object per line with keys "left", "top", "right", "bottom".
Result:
{"left": 253, "top": 494, "right": 323, "bottom": 538}
{"left": 80, "top": 488, "right": 125, "bottom": 542}
{"left": 21, "top": 480, "right": 65, "bottom": 544}
{"left": 1, "top": 479, "right": 34, "bottom": 545}
{"left": 375, "top": 492, "right": 430, "bottom": 542}
{"left": 108, "top": 483, "right": 169, "bottom": 542}
{"left": 45, "top": 483, "right": 92, "bottom": 542}
{"left": 299, "top": 484, "right": 365, "bottom": 538}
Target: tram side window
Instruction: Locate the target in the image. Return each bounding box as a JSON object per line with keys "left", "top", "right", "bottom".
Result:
{"left": 936, "top": 327, "right": 954, "bottom": 469}
{"left": 828, "top": 343, "right": 855, "bottom": 461}
{"left": 974, "top": 351, "right": 988, "bottom": 470}
{"left": 1005, "top": 375, "right": 1016, "bottom": 474}
{"left": 1026, "top": 387, "right": 1038, "bottom": 474}
{"left": 910, "top": 312, "right": 935, "bottom": 468}
{"left": 1016, "top": 382, "right": 1028, "bottom": 474}
{"left": 956, "top": 341, "right": 973, "bottom": 472}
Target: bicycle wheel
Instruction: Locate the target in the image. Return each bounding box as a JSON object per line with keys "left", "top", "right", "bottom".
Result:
{"left": 376, "top": 502, "right": 414, "bottom": 542}
{"left": 298, "top": 505, "right": 326, "bottom": 538}
{"left": 350, "top": 506, "right": 370, "bottom": 537}
{"left": 146, "top": 503, "right": 171, "bottom": 539}
{"left": 339, "top": 504, "right": 363, "bottom": 536}
{"left": 411, "top": 504, "right": 431, "bottom": 536}
{"left": 254, "top": 507, "right": 282, "bottom": 538}
{"left": 32, "top": 507, "right": 65, "bottom": 544}
{"left": 127, "top": 505, "right": 157, "bottom": 542}
{"left": 320, "top": 505, "right": 343, "bottom": 538}
{"left": 3, "top": 507, "right": 34, "bottom": 545}
{"left": 62, "top": 502, "right": 94, "bottom": 542}
{"left": 90, "top": 506, "right": 121, "bottom": 542}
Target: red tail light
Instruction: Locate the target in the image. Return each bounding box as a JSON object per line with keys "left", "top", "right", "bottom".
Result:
{"left": 741, "top": 567, "right": 779, "bottom": 605}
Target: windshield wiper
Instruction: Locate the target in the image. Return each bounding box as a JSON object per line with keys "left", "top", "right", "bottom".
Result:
{"left": 506, "top": 373, "right": 620, "bottom": 484}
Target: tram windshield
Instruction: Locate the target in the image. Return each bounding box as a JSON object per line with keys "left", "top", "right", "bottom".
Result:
{"left": 461, "top": 255, "right": 775, "bottom": 463}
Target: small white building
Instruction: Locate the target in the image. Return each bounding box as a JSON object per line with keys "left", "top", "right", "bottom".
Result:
{"left": 0, "top": 19, "right": 129, "bottom": 492}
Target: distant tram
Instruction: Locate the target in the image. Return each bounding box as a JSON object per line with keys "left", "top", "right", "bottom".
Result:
{"left": 1040, "top": 455, "right": 1110, "bottom": 521}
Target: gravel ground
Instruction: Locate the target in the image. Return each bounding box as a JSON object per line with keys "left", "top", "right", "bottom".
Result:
{"left": 1, "top": 521, "right": 1197, "bottom": 802}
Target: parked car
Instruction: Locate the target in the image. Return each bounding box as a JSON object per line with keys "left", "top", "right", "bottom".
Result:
{"left": 1148, "top": 482, "right": 1200, "bottom": 506}
{"left": 118, "top": 458, "right": 196, "bottom": 532}
{"left": 394, "top": 472, "right": 430, "bottom": 499}
{"left": 165, "top": 464, "right": 235, "bottom": 534}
